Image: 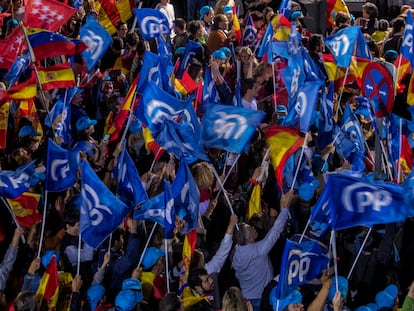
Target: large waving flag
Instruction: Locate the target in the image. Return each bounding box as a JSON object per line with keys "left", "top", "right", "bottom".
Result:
{"left": 283, "top": 80, "right": 323, "bottom": 132}
{"left": 134, "top": 8, "right": 171, "bottom": 40}
{"left": 172, "top": 161, "right": 200, "bottom": 234}
{"left": 7, "top": 192, "right": 42, "bottom": 228}
{"left": 265, "top": 126, "right": 304, "bottom": 190}
{"left": 326, "top": 0, "right": 350, "bottom": 27}
{"left": 156, "top": 120, "right": 209, "bottom": 162}
{"left": 134, "top": 193, "right": 165, "bottom": 224}
{"left": 136, "top": 51, "right": 170, "bottom": 93}
{"left": 309, "top": 188, "right": 332, "bottom": 237}
{"left": 242, "top": 14, "right": 257, "bottom": 47}
{"left": 96, "top": 0, "right": 134, "bottom": 35}
{"left": 36, "top": 255, "right": 59, "bottom": 309}
{"left": 317, "top": 82, "right": 334, "bottom": 150}
{"left": 325, "top": 26, "right": 371, "bottom": 68}
{"left": 23, "top": 0, "right": 76, "bottom": 32}
{"left": 201, "top": 104, "right": 265, "bottom": 153}
{"left": 7, "top": 76, "right": 37, "bottom": 100}
{"left": 0, "top": 161, "right": 35, "bottom": 199}
{"left": 27, "top": 29, "right": 85, "bottom": 61}
{"left": 37, "top": 64, "right": 76, "bottom": 91}
{"left": 114, "top": 144, "right": 147, "bottom": 208}
{"left": 276, "top": 236, "right": 329, "bottom": 299}
{"left": 341, "top": 104, "right": 365, "bottom": 153}
{"left": 46, "top": 139, "right": 78, "bottom": 192}
{"left": 401, "top": 10, "right": 414, "bottom": 69}
{"left": 325, "top": 174, "right": 410, "bottom": 230}
{"left": 0, "top": 26, "right": 25, "bottom": 70}
{"left": 80, "top": 16, "right": 113, "bottom": 72}
{"left": 176, "top": 40, "right": 202, "bottom": 79}
{"left": 136, "top": 83, "right": 199, "bottom": 136}
{"left": 201, "top": 67, "right": 220, "bottom": 113}
{"left": 80, "top": 161, "right": 129, "bottom": 248}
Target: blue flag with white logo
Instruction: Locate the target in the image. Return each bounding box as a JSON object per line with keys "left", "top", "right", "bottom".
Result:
{"left": 257, "top": 22, "right": 273, "bottom": 58}
{"left": 114, "top": 143, "right": 148, "bottom": 209}
{"left": 283, "top": 80, "right": 322, "bottom": 132}
{"left": 156, "top": 120, "right": 209, "bottom": 162}
{"left": 326, "top": 174, "right": 409, "bottom": 230}
{"left": 201, "top": 104, "right": 266, "bottom": 153}
{"left": 172, "top": 161, "right": 200, "bottom": 233}
{"left": 4, "top": 52, "right": 31, "bottom": 87}
{"left": 279, "top": 0, "right": 292, "bottom": 18}
{"left": 0, "top": 161, "right": 35, "bottom": 199}
{"left": 317, "top": 82, "right": 334, "bottom": 150}
{"left": 136, "top": 51, "right": 170, "bottom": 94}
{"left": 134, "top": 193, "right": 165, "bottom": 224}
{"left": 46, "top": 139, "right": 78, "bottom": 192}
{"left": 164, "top": 180, "right": 175, "bottom": 238}
{"left": 309, "top": 186, "right": 332, "bottom": 237}
{"left": 342, "top": 104, "right": 365, "bottom": 153}
{"left": 403, "top": 171, "right": 414, "bottom": 216}
{"left": 325, "top": 26, "right": 371, "bottom": 68}
{"left": 242, "top": 14, "right": 257, "bottom": 47}
{"left": 333, "top": 126, "right": 365, "bottom": 172}
{"left": 134, "top": 8, "right": 171, "bottom": 40}
{"left": 136, "top": 83, "right": 200, "bottom": 136}
{"left": 176, "top": 40, "right": 202, "bottom": 79}
{"left": 402, "top": 11, "right": 414, "bottom": 68}
{"left": 80, "top": 161, "right": 129, "bottom": 248}
{"left": 80, "top": 16, "right": 112, "bottom": 72}
{"left": 277, "top": 236, "right": 329, "bottom": 299}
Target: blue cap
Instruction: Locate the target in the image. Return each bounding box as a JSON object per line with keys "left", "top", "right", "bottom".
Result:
{"left": 6, "top": 19, "right": 18, "bottom": 28}
{"left": 220, "top": 47, "right": 231, "bottom": 57}
{"left": 328, "top": 276, "right": 348, "bottom": 302}
{"left": 175, "top": 47, "right": 185, "bottom": 54}
{"left": 376, "top": 284, "right": 398, "bottom": 309}
{"left": 271, "top": 289, "right": 302, "bottom": 311}
{"left": 76, "top": 116, "right": 97, "bottom": 131}
{"left": 384, "top": 50, "right": 398, "bottom": 61}
{"left": 122, "top": 278, "right": 142, "bottom": 291}
{"left": 212, "top": 49, "right": 227, "bottom": 60}
{"left": 19, "top": 126, "right": 41, "bottom": 138}
{"left": 87, "top": 284, "right": 105, "bottom": 311}
{"left": 41, "top": 251, "right": 60, "bottom": 268}
{"left": 277, "top": 105, "right": 287, "bottom": 113}
{"left": 298, "top": 179, "right": 320, "bottom": 202}
{"left": 366, "top": 303, "right": 378, "bottom": 311}
{"left": 142, "top": 247, "right": 165, "bottom": 269}
{"left": 115, "top": 289, "right": 143, "bottom": 311}
{"left": 291, "top": 11, "right": 303, "bottom": 20}
{"left": 199, "top": 6, "right": 213, "bottom": 19}
{"left": 129, "top": 119, "right": 142, "bottom": 134}
{"left": 223, "top": 5, "right": 233, "bottom": 14}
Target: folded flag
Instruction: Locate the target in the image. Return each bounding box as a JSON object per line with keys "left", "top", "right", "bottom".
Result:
{"left": 38, "top": 63, "right": 75, "bottom": 91}
{"left": 7, "top": 192, "right": 42, "bottom": 228}
{"left": 0, "top": 161, "right": 35, "bottom": 199}
{"left": 36, "top": 255, "right": 59, "bottom": 309}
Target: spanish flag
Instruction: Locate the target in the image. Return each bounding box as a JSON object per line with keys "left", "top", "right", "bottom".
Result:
{"left": 142, "top": 125, "right": 163, "bottom": 159}
{"left": 350, "top": 56, "right": 371, "bottom": 88}
{"left": 17, "top": 98, "right": 44, "bottom": 139}
{"left": 397, "top": 55, "right": 411, "bottom": 94}
{"left": 7, "top": 192, "right": 42, "bottom": 228}
{"left": 0, "top": 101, "right": 9, "bottom": 149}
{"left": 327, "top": 0, "right": 350, "bottom": 28}
{"left": 174, "top": 71, "right": 198, "bottom": 97}
{"left": 180, "top": 230, "right": 197, "bottom": 287}
{"left": 36, "top": 255, "right": 59, "bottom": 309}
{"left": 247, "top": 183, "right": 261, "bottom": 220}
{"left": 96, "top": 0, "right": 134, "bottom": 35}
{"left": 232, "top": 5, "right": 241, "bottom": 44}
{"left": 38, "top": 63, "right": 75, "bottom": 91}
{"left": 272, "top": 14, "right": 291, "bottom": 42}
{"left": 265, "top": 126, "right": 304, "bottom": 191}
{"left": 7, "top": 76, "right": 37, "bottom": 100}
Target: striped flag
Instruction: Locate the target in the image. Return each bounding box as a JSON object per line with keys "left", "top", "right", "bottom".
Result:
{"left": 38, "top": 64, "right": 75, "bottom": 91}
{"left": 7, "top": 77, "right": 37, "bottom": 100}
{"left": 17, "top": 99, "right": 43, "bottom": 139}
{"left": 247, "top": 183, "right": 261, "bottom": 220}
{"left": 36, "top": 255, "right": 59, "bottom": 309}
{"left": 265, "top": 126, "right": 304, "bottom": 191}
{"left": 7, "top": 192, "right": 42, "bottom": 228}
{"left": 96, "top": 0, "right": 134, "bottom": 35}
{"left": 180, "top": 230, "right": 197, "bottom": 287}
{"left": 0, "top": 101, "right": 9, "bottom": 149}
{"left": 232, "top": 5, "right": 241, "bottom": 44}
{"left": 326, "top": 0, "right": 350, "bottom": 28}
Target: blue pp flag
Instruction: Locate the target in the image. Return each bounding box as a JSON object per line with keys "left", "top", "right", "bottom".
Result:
{"left": 257, "top": 22, "right": 273, "bottom": 58}
{"left": 317, "top": 82, "right": 334, "bottom": 150}
{"left": 156, "top": 120, "right": 209, "bottom": 162}
{"left": 333, "top": 125, "right": 365, "bottom": 172}
{"left": 342, "top": 104, "right": 365, "bottom": 152}
{"left": 279, "top": 0, "right": 292, "bottom": 18}
{"left": 283, "top": 80, "right": 322, "bottom": 132}
{"left": 200, "top": 67, "right": 220, "bottom": 113}
{"left": 80, "top": 16, "right": 112, "bottom": 71}
{"left": 136, "top": 51, "right": 170, "bottom": 93}
{"left": 46, "top": 139, "right": 78, "bottom": 192}
{"left": 164, "top": 180, "right": 175, "bottom": 238}
{"left": 309, "top": 186, "right": 332, "bottom": 237}
{"left": 4, "top": 52, "right": 31, "bottom": 87}
{"left": 277, "top": 236, "right": 329, "bottom": 299}
{"left": 136, "top": 83, "right": 200, "bottom": 136}
{"left": 0, "top": 161, "right": 35, "bottom": 199}
{"left": 80, "top": 161, "right": 129, "bottom": 248}
{"left": 403, "top": 171, "right": 414, "bottom": 216}
{"left": 172, "top": 161, "right": 200, "bottom": 234}
{"left": 242, "top": 14, "right": 257, "bottom": 47}
{"left": 233, "top": 80, "right": 242, "bottom": 107}
{"left": 325, "top": 26, "right": 371, "bottom": 68}
{"left": 114, "top": 143, "right": 148, "bottom": 208}
{"left": 326, "top": 174, "right": 409, "bottom": 230}
{"left": 176, "top": 40, "right": 202, "bottom": 79}
{"left": 201, "top": 104, "right": 265, "bottom": 153}
{"left": 401, "top": 11, "right": 414, "bottom": 68}
{"left": 134, "top": 8, "right": 171, "bottom": 40}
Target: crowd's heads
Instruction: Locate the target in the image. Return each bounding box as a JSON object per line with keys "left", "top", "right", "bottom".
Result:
{"left": 14, "top": 292, "right": 38, "bottom": 311}
{"left": 328, "top": 276, "right": 349, "bottom": 302}
{"left": 234, "top": 222, "right": 257, "bottom": 245}
{"left": 188, "top": 268, "right": 214, "bottom": 293}
{"left": 375, "top": 284, "right": 398, "bottom": 310}
{"left": 115, "top": 278, "right": 143, "bottom": 311}
{"left": 335, "top": 11, "right": 351, "bottom": 27}
{"left": 270, "top": 289, "right": 303, "bottom": 311}
{"left": 19, "top": 126, "right": 41, "bottom": 139}
{"left": 142, "top": 247, "right": 165, "bottom": 270}
{"left": 76, "top": 116, "right": 97, "bottom": 132}
{"left": 159, "top": 292, "right": 183, "bottom": 311}
{"left": 298, "top": 179, "right": 320, "bottom": 202}
{"left": 221, "top": 287, "right": 248, "bottom": 311}
{"left": 87, "top": 284, "right": 106, "bottom": 311}
{"left": 362, "top": 2, "right": 378, "bottom": 19}
{"left": 116, "top": 21, "right": 128, "bottom": 38}
{"left": 187, "top": 20, "right": 203, "bottom": 38}
{"left": 200, "top": 5, "right": 214, "bottom": 24}
{"left": 191, "top": 162, "right": 214, "bottom": 191}
{"left": 213, "top": 14, "right": 229, "bottom": 30}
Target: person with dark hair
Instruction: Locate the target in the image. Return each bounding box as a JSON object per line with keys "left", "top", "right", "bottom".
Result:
{"left": 361, "top": 2, "right": 378, "bottom": 35}
{"left": 14, "top": 292, "right": 38, "bottom": 311}
{"left": 100, "top": 37, "right": 124, "bottom": 72}
{"left": 241, "top": 78, "right": 261, "bottom": 110}
{"left": 182, "top": 267, "right": 216, "bottom": 310}
{"left": 159, "top": 292, "right": 184, "bottom": 311}
{"left": 115, "top": 21, "right": 128, "bottom": 41}
{"left": 331, "top": 11, "right": 351, "bottom": 34}
{"left": 383, "top": 17, "right": 405, "bottom": 56}
{"left": 232, "top": 190, "right": 294, "bottom": 311}
{"left": 206, "top": 14, "right": 234, "bottom": 54}
{"left": 173, "top": 18, "right": 189, "bottom": 51}
{"left": 307, "top": 34, "right": 329, "bottom": 84}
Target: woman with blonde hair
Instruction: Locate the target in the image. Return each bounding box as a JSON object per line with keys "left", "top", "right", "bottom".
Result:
{"left": 222, "top": 287, "right": 253, "bottom": 311}
{"left": 237, "top": 46, "right": 258, "bottom": 80}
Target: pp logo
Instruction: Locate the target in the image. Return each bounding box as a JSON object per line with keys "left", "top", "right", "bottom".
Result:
{"left": 213, "top": 112, "right": 247, "bottom": 140}
{"left": 50, "top": 159, "right": 70, "bottom": 182}
{"left": 140, "top": 16, "right": 170, "bottom": 37}
{"left": 342, "top": 183, "right": 392, "bottom": 213}
{"left": 82, "top": 184, "right": 112, "bottom": 226}
{"left": 82, "top": 30, "right": 104, "bottom": 61}
{"left": 287, "top": 251, "right": 313, "bottom": 285}
{"left": 402, "top": 23, "right": 413, "bottom": 54}
{"left": 295, "top": 92, "right": 307, "bottom": 118}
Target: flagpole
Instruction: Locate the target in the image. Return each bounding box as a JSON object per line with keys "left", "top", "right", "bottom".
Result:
{"left": 346, "top": 227, "right": 372, "bottom": 280}
{"left": 209, "top": 164, "right": 235, "bottom": 216}
{"left": 137, "top": 223, "right": 158, "bottom": 268}
{"left": 335, "top": 67, "right": 350, "bottom": 116}
{"left": 299, "top": 218, "right": 310, "bottom": 243}
{"left": 164, "top": 238, "right": 170, "bottom": 293}
{"left": 128, "top": 1, "right": 143, "bottom": 34}
{"left": 19, "top": 23, "right": 56, "bottom": 140}
{"left": 395, "top": 54, "right": 403, "bottom": 91}
{"left": 290, "top": 132, "right": 308, "bottom": 192}
{"left": 271, "top": 62, "right": 278, "bottom": 113}
{"left": 77, "top": 231, "right": 82, "bottom": 275}
{"left": 397, "top": 118, "right": 403, "bottom": 183}
{"left": 37, "top": 190, "right": 48, "bottom": 258}
{"left": 331, "top": 230, "right": 339, "bottom": 293}
{"left": 214, "top": 154, "right": 241, "bottom": 200}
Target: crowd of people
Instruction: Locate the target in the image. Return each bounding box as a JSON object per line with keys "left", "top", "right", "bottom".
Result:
{"left": 2, "top": 0, "right": 414, "bottom": 310}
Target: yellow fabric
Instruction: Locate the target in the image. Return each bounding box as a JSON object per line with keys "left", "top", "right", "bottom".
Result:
{"left": 328, "top": 0, "right": 350, "bottom": 26}
{"left": 37, "top": 66, "right": 75, "bottom": 89}
{"left": 247, "top": 183, "right": 261, "bottom": 220}
{"left": 181, "top": 286, "right": 209, "bottom": 311}
{"left": 141, "top": 271, "right": 156, "bottom": 301}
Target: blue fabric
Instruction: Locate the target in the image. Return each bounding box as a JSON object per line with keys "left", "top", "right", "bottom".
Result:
{"left": 318, "top": 82, "right": 334, "bottom": 150}
{"left": 201, "top": 104, "right": 265, "bottom": 153}
{"left": 133, "top": 192, "right": 166, "bottom": 225}
{"left": 80, "top": 161, "right": 129, "bottom": 248}
{"left": 134, "top": 8, "right": 171, "bottom": 40}
{"left": 242, "top": 14, "right": 257, "bottom": 47}
{"left": 164, "top": 180, "right": 175, "bottom": 238}
{"left": 0, "top": 161, "right": 35, "bottom": 199}
{"left": 401, "top": 11, "right": 414, "bottom": 68}
{"left": 176, "top": 40, "right": 202, "bottom": 79}
{"left": 136, "top": 51, "right": 170, "bottom": 94}
{"left": 4, "top": 52, "right": 31, "bottom": 87}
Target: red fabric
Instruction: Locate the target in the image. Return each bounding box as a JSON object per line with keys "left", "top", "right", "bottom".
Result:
{"left": 0, "top": 26, "right": 24, "bottom": 69}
